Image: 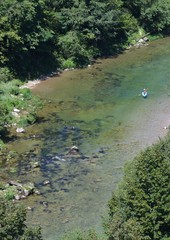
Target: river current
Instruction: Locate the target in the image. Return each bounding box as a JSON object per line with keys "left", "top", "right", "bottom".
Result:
{"left": 6, "top": 37, "right": 170, "bottom": 239}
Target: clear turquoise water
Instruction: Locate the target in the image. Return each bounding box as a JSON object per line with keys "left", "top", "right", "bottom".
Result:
{"left": 7, "top": 37, "right": 170, "bottom": 239}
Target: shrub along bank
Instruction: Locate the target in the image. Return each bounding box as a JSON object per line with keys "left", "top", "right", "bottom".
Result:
{"left": 0, "top": 68, "right": 42, "bottom": 149}
{"left": 0, "top": 196, "right": 42, "bottom": 239}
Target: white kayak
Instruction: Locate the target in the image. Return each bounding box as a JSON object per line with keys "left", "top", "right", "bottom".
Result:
{"left": 142, "top": 91, "right": 148, "bottom": 98}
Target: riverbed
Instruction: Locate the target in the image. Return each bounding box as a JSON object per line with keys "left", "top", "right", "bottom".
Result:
{"left": 6, "top": 37, "right": 170, "bottom": 239}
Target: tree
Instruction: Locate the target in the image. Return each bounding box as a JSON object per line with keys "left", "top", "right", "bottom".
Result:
{"left": 141, "top": 0, "right": 170, "bottom": 34}
{"left": 105, "top": 134, "right": 170, "bottom": 240}
{"left": 121, "top": 0, "right": 170, "bottom": 34}
{"left": 0, "top": 197, "right": 42, "bottom": 239}
{"left": 0, "top": 0, "right": 56, "bottom": 77}
{"left": 57, "top": 0, "right": 138, "bottom": 65}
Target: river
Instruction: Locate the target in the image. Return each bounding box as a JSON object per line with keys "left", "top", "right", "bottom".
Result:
{"left": 6, "top": 37, "right": 170, "bottom": 240}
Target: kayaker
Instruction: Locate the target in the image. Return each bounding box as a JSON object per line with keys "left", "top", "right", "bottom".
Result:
{"left": 142, "top": 88, "right": 148, "bottom": 98}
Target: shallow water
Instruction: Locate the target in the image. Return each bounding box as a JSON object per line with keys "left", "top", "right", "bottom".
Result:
{"left": 6, "top": 37, "right": 170, "bottom": 239}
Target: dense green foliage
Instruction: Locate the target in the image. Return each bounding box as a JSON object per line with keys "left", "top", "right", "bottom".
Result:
{"left": 0, "top": 0, "right": 56, "bottom": 77}
{"left": 105, "top": 134, "right": 170, "bottom": 240}
{"left": 0, "top": 0, "right": 139, "bottom": 77}
{"left": 56, "top": 0, "right": 137, "bottom": 65}
{"left": 0, "top": 68, "right": 42, "bottom": 143}
{"left": 0, "top": 197, "right": 42, "bottom": 239}
{"left": 1, "top": 0, "right": 170, "bottom": 79}
{"left": 1, "top": 0, "right": 170, "bottom": 78}
{"left": 122, "top": 0, "right": 170, "bottom": 34}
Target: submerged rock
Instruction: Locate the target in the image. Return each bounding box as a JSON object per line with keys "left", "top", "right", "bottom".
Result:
{"left": 31, "top": 161, "right": 40, "bottom": 168}
{"left": 43, "top": 180, "right": 51, "bottom": 185}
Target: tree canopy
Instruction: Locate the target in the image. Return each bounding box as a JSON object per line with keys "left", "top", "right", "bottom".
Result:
{"left": 1, "top": 0, "right": 169, "bottom": 78}
{"left": 105, "top": 134, "right": 170, "bottom": 240}
{"left": 122, "top": 0, "right": 170, "bottom": 34}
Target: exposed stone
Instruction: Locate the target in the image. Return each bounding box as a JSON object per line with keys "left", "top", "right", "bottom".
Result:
{"left": 67, "top": 145, "right": 79, "bottom": 155}
{"left": 53, "top": 155, "right": 66, "bottom": 161}
{"left": 7, "top": 181, "right": 36, "bottom": 200}
{"left": 15, "top": 194, "right": 21, "bottom": 200}
{"left": 31, "top": 162, "right": 40, "bottom": 168}
{"left": 9, "top": 180, "right": 23, "bottom": 188}
{"left": 26, "top": 206, "right": 33, "bottom": 211}
{"left": 143, "top": 37, "right": 149, "bottom": 42}
{"left": 34, "top": 190, "right": 41, "bottom": 195}
{"left": 12, "top": 112, "right": 20, "bottom": 117}
{"left": 42, "top": 201, "right": 48, "bottom": 207}
{"left": 16, "top": 127, "right": 25, "bottom": 133}
{"left": 13, "top": 108, "right": 20, "bottom": 113}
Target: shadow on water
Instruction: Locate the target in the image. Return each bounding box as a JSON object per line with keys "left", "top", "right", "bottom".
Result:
{"left": 4, "top": 37, "right": 170, "bottom": 240}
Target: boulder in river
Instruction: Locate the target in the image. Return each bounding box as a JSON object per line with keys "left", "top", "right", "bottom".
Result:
{"left": 67, "top": 145, "right": 79, "bottom": 155}
{"left": 0, "top": 180, "right": 37, "bottom": 200}
{"left": 16, "top": 127, "right": 25, "bottom": 133}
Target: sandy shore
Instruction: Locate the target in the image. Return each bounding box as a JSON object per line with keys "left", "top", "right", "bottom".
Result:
{"left": 20, "top": 79, "right": 41, "bottom": 89}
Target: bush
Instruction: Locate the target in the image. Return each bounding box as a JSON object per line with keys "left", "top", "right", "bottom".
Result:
{"left": 126, "top": 27, "right": 146, "bottom": 46}
{"left": 62, "top": 58, "right": 76, "bottom": 69}
{"left": 0, "top": 67, "right": 14, "bottom": 82}
{"left": 18, "top": 113, "right": 37, "bottom": 127}
{"left": 0, "top": 139, "right": 5, "bottom": 150}
{"left": 4, "top": 188, "right": 15, "bottom": 200}
{"left": 19, "top": 88, "right": 32, "bottom": 100}
{"left": 0, "top": 197, "right": 42, "bottom": 239}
